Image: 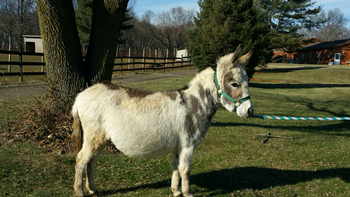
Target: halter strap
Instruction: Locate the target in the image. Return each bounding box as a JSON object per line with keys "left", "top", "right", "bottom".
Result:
{"left": 214, "top": 71, "right": 250, "bottom": 112}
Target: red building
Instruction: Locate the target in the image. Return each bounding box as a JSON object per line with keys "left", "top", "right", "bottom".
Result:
{"left": 294, "top": 39, "right": 350, "bottom": 65}
{"left": 272, "top": 38, "right": 322, "bottom": 63}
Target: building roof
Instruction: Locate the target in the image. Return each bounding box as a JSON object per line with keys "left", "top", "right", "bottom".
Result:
{"left": 299, "top": 39, "right": 350, "bottom": 51}
{"left": 22, "top": 35, "right": 42, "bottom": 38}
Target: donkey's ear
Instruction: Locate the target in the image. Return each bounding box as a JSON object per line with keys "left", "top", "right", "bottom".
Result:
{"left": 229, "top": 44, "right": 243, "bottom": 62}
{"left": 235, "top": 47, "right": 254, "bottom": 68}
{"left": 216, "top": 44, "right": 244, "bottom": 75}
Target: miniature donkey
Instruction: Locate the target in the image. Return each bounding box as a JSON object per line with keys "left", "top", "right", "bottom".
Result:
{"left": 72, "top": 45, "right": 254, "bottom": 196}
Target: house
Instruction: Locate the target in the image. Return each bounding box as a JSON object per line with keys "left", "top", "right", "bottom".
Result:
{"left": 22, "top": 35, "right": 43, "bottom": 53}
{"left": 294, "top": 39, "right": 350, "bottom": 65}
{"left": 176, "top": 49, "right": 189, "bottom": 61}
{"left": 272, "top": 38, "right": 322, "bottom": 63}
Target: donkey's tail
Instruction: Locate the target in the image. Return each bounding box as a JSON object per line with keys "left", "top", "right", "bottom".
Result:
{"left": 72, "top": 103, "right": 83, "bottom": 153}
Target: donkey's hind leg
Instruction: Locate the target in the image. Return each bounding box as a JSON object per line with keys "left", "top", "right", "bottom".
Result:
{"left": 74, "top": 133, "right": 107, "bottom": 197}
{"left": 171, "top": 154, "right": 182, "bottom": 197}
{"left": 86, "top": 142, "right": 106, "bottom": 194}
{"left": 74, "top": 144, "right": 93, "bottom": 197}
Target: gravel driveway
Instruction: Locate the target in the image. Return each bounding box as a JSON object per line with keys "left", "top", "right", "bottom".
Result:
{"left": 0, "top": 69, "right": 198, "bottom": 99}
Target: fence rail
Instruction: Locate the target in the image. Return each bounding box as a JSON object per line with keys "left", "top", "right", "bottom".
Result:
{"left": 0, "top": 50, "right": 193, "bottom": 81}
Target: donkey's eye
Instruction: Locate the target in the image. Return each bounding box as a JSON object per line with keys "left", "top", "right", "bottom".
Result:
{"left": 231, "top": 83, "right": 239, "bottom": 88}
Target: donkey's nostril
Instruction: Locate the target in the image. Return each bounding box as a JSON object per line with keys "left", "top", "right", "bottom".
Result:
{"left": 248, "top": 108, "right": 253, "bottom": 117}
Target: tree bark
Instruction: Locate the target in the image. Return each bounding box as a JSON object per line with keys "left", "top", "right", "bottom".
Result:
{"left": 36, "top": 0, "right": 85, "bottom": 99}
{"left": 84, "top": 0, "right": 129, "bottom": 85}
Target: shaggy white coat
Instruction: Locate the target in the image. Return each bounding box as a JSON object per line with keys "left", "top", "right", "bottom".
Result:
{"left": 72, "top": 45, "right": 254, "bottom": 197}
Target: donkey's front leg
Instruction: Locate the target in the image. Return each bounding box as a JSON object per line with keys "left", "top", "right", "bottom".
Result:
{"left": 171, "top": 154, "right": 182, "bottom": 197}
{"left": 178, "top": 147, "right": 195, "bottom": 197}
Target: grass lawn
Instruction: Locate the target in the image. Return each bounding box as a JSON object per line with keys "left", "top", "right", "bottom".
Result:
{"left": 1, "top": 64, "right": 350, "bottom": 196}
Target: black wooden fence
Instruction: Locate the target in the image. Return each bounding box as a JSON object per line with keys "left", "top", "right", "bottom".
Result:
{"left": 0, "top": 50, "right": 45, "bottom": 81}
{"left": 0, "top": 50, "right": 193, "bottom": 81}
{"left": 114, "top": 54, "right": 192, "bottom": 74}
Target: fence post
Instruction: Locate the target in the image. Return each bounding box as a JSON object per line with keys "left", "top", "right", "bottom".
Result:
{"left": 181, "top": 55, "right": 183, "bottom": 70}
{"left": 128, "top": 47, "right": 131, "bottom": 69}
{"left": 41, "top": 53, "right": 45, "bottom": 72}
{"left": 166, "top": 48, "right": 168, "bottom": 67}
{"left": 8, "top": 35, "right": 12, "bottom": 73}
{"left": 121, "top": 53, "right": 123, "bottom": 75}
{"left": 173, "top": 56, "right": 175, "bottom": 71}
{"left": 132, "top": 53, "right": 135, "bottom": 73}
{"left": 154, "top": 54, "right": 156, "bottom": 72}
{"left": 164, "top": 53, "right": 166, "bottom": 72}
{"left": 19, "top": 46, "right": 23, "bottom": 82}
{"left": 142, "top": 48, "right": 145, "bottom": 73}
{"left": 189, "top": 56, "right": 192, "bottom": 70}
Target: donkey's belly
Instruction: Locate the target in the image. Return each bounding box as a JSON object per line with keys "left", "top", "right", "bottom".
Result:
{"left": 109, "top": 127, "right": 179, "bottom": 159}
{"left": 105, "top": 101, "right": 184, "bottom": 158}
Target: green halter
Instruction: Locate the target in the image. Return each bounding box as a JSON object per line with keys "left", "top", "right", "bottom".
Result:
{"left": 214, "top": 71, "right": 251, "bottom": 112}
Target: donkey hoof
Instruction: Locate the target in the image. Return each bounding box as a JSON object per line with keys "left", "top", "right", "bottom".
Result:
{"left": 75, "top": 193, "right": 85, "bottom": 197}
{"left": 74, "top": 187, "right": 85, "bottom": 197}
{"left": 89, "top": 190, "right": 98, "bottom": 194}
{"left": 183, "top": 193, "right": 194, "bottom": 197}
{"left": 173, "top": 191, "right": 182, "bottom": 197}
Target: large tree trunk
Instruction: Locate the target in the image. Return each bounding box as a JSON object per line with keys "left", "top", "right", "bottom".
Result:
{"left": 36, "top": 0, "right": 85, "bottom": 99}
{"left": 84, "top": 0, "right": 129, "bottom": 85}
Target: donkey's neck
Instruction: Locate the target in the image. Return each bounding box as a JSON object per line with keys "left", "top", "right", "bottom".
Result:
{"left": 181, "top": 67, "right": 219, "bottom": 146}
{"left": 184, "top": 67, "right": 219, "bottom": 111}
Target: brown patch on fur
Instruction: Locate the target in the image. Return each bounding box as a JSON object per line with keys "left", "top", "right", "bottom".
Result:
{"left": 125, "top": 87, "right": 155, "bottom": 98}
{"left": 90, "top": 132, "right": 107, "bottom": 152}
{"left": 162, "top": 85, "right": 189, "bottom": 101}
{"left": 163, "top": 92, "right": 178, "bottom": 101}
{"left": 235, "top": 47, "right": 254, "bottom": 67}
{"left": 177, "top": 85, "right": 189, "bottom": 91}
{"left": 198, "top": 85, "right": 205, "bottom": 100}
{"left": 184, "top": 96, "right": 203, "bottom": 146}
{"left": 231, "top": 88, "right": 242, "bottom": 100}
{"left": 223, "top": 71, "right": 243, "bottom": 102}
{"left": 72, "top": 113, "right": 83, "bottom": 153}
{"left": 102, "top": 81, "right": 121, "bottom": 90}
{"left": 184, "top": 93, "right": 216, "bottom": 147}
{"left": 102, "top": 81, "right": 156, "bottom": 98}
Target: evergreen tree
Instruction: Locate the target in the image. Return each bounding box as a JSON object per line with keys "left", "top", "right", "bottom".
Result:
{"left": 258, "top": 0, "right": 322, "bottom": 49}
{"left": 75, "top": 0, "right": 93, "bottom": 43}
{"left": 75, "top": 0, "right": 133, "bottom": 44}
{"left": 188, "top": 0, "right": 272, "bottom": 78}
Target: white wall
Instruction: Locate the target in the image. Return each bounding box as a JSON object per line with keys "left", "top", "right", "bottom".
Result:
{"left": 23, "top": 36, "right": 43, "bottom": 53}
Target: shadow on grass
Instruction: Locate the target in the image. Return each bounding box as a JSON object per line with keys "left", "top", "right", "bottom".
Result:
{"left": 258, "top": 66, "right": 325, "bottom": 73}
{"left": 212, "top": 121, "right": 350, "bottom": 137}
{"left": 96, "top": 167, "right": 350, "bottom": 196}
{"left": 249, "top": 82, "right": 350, "bottom": 89}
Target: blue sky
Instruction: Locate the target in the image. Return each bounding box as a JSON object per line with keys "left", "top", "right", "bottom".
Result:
{"left": 133, "top": 0, "right": 350, "bottom": 28}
